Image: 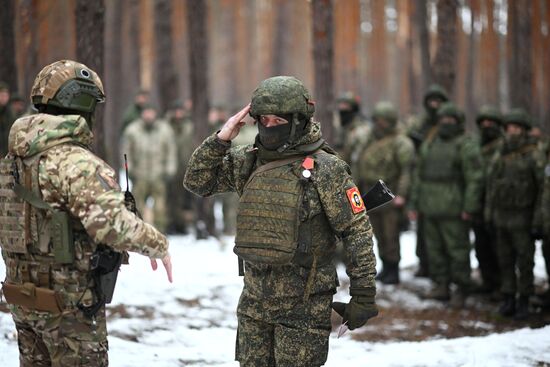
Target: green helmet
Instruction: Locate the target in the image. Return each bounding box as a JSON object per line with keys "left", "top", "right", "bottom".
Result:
{"left": 503, "top": 108, "right": 532, "bottom": 130}
{"left": 423, "top": 84, "right": 448, "bottom": 109}
{"left": 476, "top": 105, "right": 502, "bottom": 126}
{"left": 337, "top": 91, "right": 360, "bottom": 112}
{"left": 437, "top": 102, "right": 465, "bottom": 124}
{"left": 372, "top": 101, "right": 398, "bottom": 125}
{"left": 31, "top": 60, "right": 105, "bottom": 113}
{"left": 250, "top": 76, "right": 315, "bottom": 119}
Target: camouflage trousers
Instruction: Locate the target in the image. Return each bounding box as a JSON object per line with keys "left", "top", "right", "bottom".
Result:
{"left": 235, "top": 290, "right": 332, "bottom": 367}
{"left": 495, "top": 227, "right": 535, "bottom": 296}
{"left": 133, "top": 180, "right": 167, "bottom": 232}
{"left": 11, "top": 305, "right": 108, "bottom": 366}
{"left": 369, "top": 206, "right": 401, "bottom": 264}
{"left": 424, "top": 217, "right": 472, "bottom": 289}
{"left": 472, "top": 220, "right": 501, "bottom": 290}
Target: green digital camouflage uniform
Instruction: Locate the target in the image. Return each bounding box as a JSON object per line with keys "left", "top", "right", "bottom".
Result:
{"left": 407, "top": 85, "right": 449, "bottom": 277}
{"left": 410, "top": 103, "right": 483, "bottom": 293}
{"left": 121, "top": 118, "right": 177, "bottom": 232}
{"left": 471, "top": 106, "right": 503, "bottom": 292}
{"left": 184, "top": 77, "right": 377, "bottom": 367}
{"left": 485, "top": 111, "right": 544, "bottom": 299}
{"left": 2, "top": 114, "right": 168, "bottom": 367}
{"left": 356, "top": 102, "right": 414, "bottom": 278}
{"left": 542, "top": 143, "right": 550, "bottom": 286}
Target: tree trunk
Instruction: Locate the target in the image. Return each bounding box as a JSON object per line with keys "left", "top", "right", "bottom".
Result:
{"left": 154, "top": 0, "right": 179, "bottom": 115}
{"left": 507, "top": 0, "right": 532, "bottom": 112}
{"left": 415, "top": 0, "right": 431, "bottom": 92}
{"left": 0, "top": 0, "right": 18, "bottom": 92}
{"left": 311, "top": 0, "right": 334, "bottom": 145}
{"left": 272, "top": 0, "right": 292, "bottom": 75}
{"left": 75, "top": 0, "right": 107, "bottom": 160}
{"left": 187, "top": 0, "right": 215, "bottom": 237}
{"left": 432, "top": 0, "right": 458, "bottom": 98}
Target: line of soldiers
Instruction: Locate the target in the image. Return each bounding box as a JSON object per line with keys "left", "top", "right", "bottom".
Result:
{"left": 336, "top": 86, "right": 550, "bottom": 320}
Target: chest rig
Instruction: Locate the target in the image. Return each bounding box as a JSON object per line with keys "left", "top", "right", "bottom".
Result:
{"left": 420, "top": 136, "right": 464, "bottom": 183}
{"left": 234, "top": 152, "right": 334, "bottom": 267}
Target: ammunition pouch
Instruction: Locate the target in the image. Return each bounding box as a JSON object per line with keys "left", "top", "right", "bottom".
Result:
{"left": 1, "top": 281, "right": 64, "bottom": 313}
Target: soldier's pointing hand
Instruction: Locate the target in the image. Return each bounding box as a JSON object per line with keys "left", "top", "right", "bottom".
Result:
{"left": 217, "top": 104, "right": 251, "bottom": 142}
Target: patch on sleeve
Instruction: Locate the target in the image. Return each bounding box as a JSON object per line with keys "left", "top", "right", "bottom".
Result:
{"left": 96, "top": 170, "right": 120, "bottom": 191}
{"left": 346, "top": 186, "right": 365, "bottom": 214}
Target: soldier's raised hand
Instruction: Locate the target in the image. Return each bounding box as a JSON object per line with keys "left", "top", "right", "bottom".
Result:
{"left": 150, "top": 253, "right": 173, "bottom": 283}
{"left": 217, "top": 104, "right": 251, "bottom": 142}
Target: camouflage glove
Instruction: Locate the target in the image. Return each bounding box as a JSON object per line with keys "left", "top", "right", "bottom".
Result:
{"left": 332, "top": 288, "right": 378, "bottom": 330}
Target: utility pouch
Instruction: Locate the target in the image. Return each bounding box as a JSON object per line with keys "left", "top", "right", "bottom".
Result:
{"left": 51, "top": 211, "right": 74, "bottom": 264}
{"left": 1, "top": 281, "right": 64, "bottom": 313}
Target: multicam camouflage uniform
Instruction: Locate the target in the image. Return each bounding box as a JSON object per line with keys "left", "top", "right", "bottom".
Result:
{"left": 184, "top": 76, "right": 377, "bottom": 367}
{"left": 121, "top": 117, "right": 177, "bottom": 232}
{"left": 410, "top": 103, "right": 483, "bottom": 300}
{"left": 356, "top": 102, "right": 414, "bottom": 283}
{"left": 0, "top": 60, "right": 168, "bottom": 366}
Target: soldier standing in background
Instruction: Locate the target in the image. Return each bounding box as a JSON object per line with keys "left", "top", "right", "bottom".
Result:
{"left": 485, "top": 109, "right": 544, "bottom": 320}
{"left": 185, "top": 76, "right": 378, "bottom": 367}
{"left": 409, "top": 103, "right": 483, "bottom": 307}
{"left": 122, "top": 104, "right": 177, "bottom": 232}
{"left": 407, "top": 84, "right": 449, "bottom": 278}
{"left": 540, "top": 139, "right": 550, "bottom": 308}
{"left": 356, "top": 101, "right": 414, "bottom": 284}
{"left": 0, "top": 60, "right": 172, "bottom": 366}
{"left": 472, "top": 106, "right": 503, "bottom": 294}
{"left": 0, "top": 82, "right": 14, "bottom": 157}
{"left": 9, "top": 93, "right": 27, "bottom": 120}
{"left": 120, "top": 89, "right": 150, "bottom": 133}
{"left": 166, "top": 100, "right": 195, "bottom": 233}
{"left": 333, "top": 92, "right": 370, "bottom": 178}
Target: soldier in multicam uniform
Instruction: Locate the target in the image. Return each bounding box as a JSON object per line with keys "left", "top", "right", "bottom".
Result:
{"left": 471, "top": 105, "right": 503, "bottom": 294}
{"left": 0, "top": 60, "right": 172, "bottom": 366}
{"left": 355, "top": 101, "right": 414, "bottom": 284}
{"left": 485, "top": 108, "right": 544, "bottom": 319}
{"left": 121, "top": 104, "right": 177, "bottom": 232}
{"left": 184, "top": 76, "right": 378, "bottom": 367}
{"left": 409, "top": 102, "right": 483, "bottom": 307}
{"left": 407, "top": 84, "right": 449, "bottom": 278}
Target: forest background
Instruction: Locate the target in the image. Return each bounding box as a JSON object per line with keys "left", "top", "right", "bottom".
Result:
{"left": 0, "top": 0, "right": 548, "bottom": 166}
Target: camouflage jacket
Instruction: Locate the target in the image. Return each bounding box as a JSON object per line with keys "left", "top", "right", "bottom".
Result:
{"left": 410, "top": 133, "right": 483, "bottom": 218}
{"left": 0, "top": 104, "right": 14, "bottom": 157}
{"left": 184, "top": 122, "right": 376, "bottom": 298}
{"left": 485, "top": 139, "right": 544, "bottom": 229}
{"left": 356, "top": 132, "right": 415, "bottom": 197}
{"left": 2, "top": 113, "right": 168, "bottom": 310}
{"left": 121, "top": 118, "right": 177, "bottom": 182}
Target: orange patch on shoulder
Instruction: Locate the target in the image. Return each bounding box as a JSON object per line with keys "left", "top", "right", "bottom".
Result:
{"left": 346, "top": 187, "right": 365, "bottom": 214}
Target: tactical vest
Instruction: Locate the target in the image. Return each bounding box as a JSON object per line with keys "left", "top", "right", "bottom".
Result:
{"left": 491, "top": 145, "right": 537, "bottom": 211}
{"left": 0, "top": 153, "right": 94, "bottom": 311}
{"left": 420, "top": 136, "right": 464, "bottom": 183}
{"left": 234, "top": 154, "right": 335, "bottom": 267}
{"left": 359, "top": 135, "right": 400, "bottom": 188}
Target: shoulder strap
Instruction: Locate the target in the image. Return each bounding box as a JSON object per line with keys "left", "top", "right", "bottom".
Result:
{"left": 244, "top": 155, "right": 305, "bottom": 189}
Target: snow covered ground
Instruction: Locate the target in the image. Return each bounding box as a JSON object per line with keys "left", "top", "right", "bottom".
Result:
{"left": 1, "top": 232, "right": 549, "bottom": 366}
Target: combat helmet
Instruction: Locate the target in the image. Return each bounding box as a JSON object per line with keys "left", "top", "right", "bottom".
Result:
{"left": 31, "top": 60, "right": 105, "bottom": 114}
{"left": 476, "top": 105, "right": 502, "bottom": 126}
{"left": 372, "top": 101, "right": 398, "bottom": 125}
{"left": 503, "top": 108, "right": 532, "bottom": 130}
{"left": 423, "top": 84, "right": 448, "bottom": 110}
{"left": 437, "top": 102, "right": 465, "bottom": 124}
{"left": 337, "top": 91, "right": 360, "bottom": 113}
{"left": 250, "top": 76, "right": 315, "bottom": 150}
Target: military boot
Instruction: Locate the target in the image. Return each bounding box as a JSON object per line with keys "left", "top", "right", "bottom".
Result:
{"left": 425, "top": 283, "right": 450, "bottom": 301}
{"left": 381, "top": 262, "right": 400, "bottom": 285}
{"left": 514, "top": 295, "right": 530, "bottom": 320}
{"left": 450, "top": 288, "right": 468, "bottom": 309}
{"left": 375, "top": 262, "right": 389, "bottom": 282}
{"left": 498, "top": 294, "right": 516, "bottom": 317}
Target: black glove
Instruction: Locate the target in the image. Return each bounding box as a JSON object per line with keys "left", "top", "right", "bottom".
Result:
{"left": 332, "top": 289, "right": 378, "bottom": 330}
{"left": 531, "top": 227, "right": 544, "bottom": 241}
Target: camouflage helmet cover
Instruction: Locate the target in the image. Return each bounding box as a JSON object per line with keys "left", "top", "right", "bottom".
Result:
{"left": 250, "top": 76, "right": 315, "bottom": 119}
{"left": 372, "top": 101, "right": 398, "bottom": 125}
{"left": 503, "top": 108, "right": 532, "bottom": 130}
{"left": 336, "top": 91, "right": 360, "bottom": 112}
{"left": 476, "top": 105, "right": 502, "bottom": 125}
{"left": 437, "top": 102, "right": 465, "bottom": 124}
{"left": 31, "top": 60, "right": 105, "bottom": 113}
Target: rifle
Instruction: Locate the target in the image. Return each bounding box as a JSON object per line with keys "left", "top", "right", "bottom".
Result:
{"left": 363, "top": 180, "right": 395, "bottom": 212}
{"left": 123, "top": 154, "right": 141, "bottom": 218}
